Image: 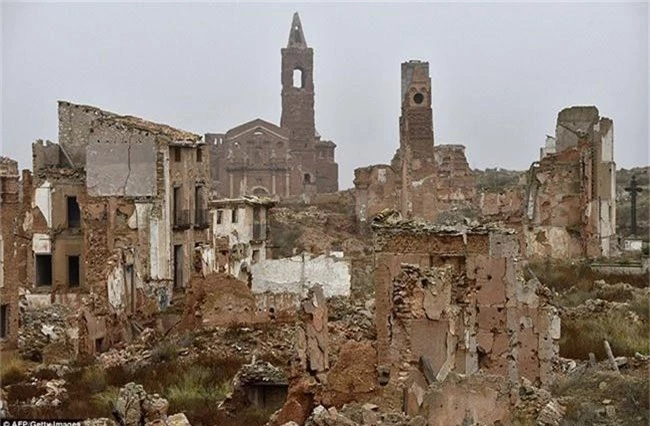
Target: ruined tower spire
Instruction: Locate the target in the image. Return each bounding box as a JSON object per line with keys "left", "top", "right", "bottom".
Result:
{"left": 281, "top": 12, "right": 315, "bottom": 152}
{"left": 287, "top": 12, "right": 307, "bottom": 48}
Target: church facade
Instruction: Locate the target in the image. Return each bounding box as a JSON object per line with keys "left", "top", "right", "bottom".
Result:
{"left": 207, "top": 13, "right": 339, "bottom": 198}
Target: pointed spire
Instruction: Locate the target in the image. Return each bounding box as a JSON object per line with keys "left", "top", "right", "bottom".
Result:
{"left": 287, "top": 12, "right": 307, "bottom": 48}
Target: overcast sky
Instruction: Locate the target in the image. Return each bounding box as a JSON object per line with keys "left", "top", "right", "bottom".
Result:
{"left": 2, "top": 2, "right": 648, "bottom": 189}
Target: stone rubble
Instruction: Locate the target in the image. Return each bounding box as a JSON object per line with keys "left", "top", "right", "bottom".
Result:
{"left": 30, "top": 378, "right": 68, "bottom": 408}
{"left": 303, "top": 403, "right": 425, "bottom": 426}
{"left": 18, "top": 304, "right": 76, "bottom": 362}
{"left": 112, "top": 382, "right": 190, "bottom": 426}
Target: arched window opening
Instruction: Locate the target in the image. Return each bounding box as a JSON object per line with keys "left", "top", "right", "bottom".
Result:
{"left": 293, "top": 68, "right": 304, "bottom": 88}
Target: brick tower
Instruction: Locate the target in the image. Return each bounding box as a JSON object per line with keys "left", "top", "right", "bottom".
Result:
{"left": 399, "top": 60, "right": 436, "bottom": 218}
{"left": 281, "top": 12, "right": 315, "bottom": 150}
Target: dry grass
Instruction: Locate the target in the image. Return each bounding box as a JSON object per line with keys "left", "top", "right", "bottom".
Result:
{"left": 560, "top": 310, "right": 650, "bottom": 359}
{"left": 8, "top": 353, "right": 249, "bottom": 423}
{"left": 150, "top": 339, "right": 179, "bottom": 363}
{"left": 0, "top": 355, "right": 29, "bottom": 386}
{"left": 553, "top": 370, "right": 649, "bottom": 425}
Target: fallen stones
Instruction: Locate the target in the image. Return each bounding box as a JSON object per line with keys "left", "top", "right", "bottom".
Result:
{"left": 304, "top": 403, "right": 425, "bottom": 426}
{"left": 300, "top": 286, "right": 329, "bottom": 373}
{"left": 30, "top": 378, "right": 67, "bottom": 407}
{"left": 18, "top": 304, "right": 76, "bottom": 362}
{"left": 165, "top": 413, "right": 191, "bottom": 426}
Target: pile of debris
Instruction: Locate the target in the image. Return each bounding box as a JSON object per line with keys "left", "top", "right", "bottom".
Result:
{"left": 111, "top": 382, "right": 191, "bottom": 426}
{"left": 300, "top": 403, "right": 425, "bottom": 426}
{"left": 18, "top": 304, "right": 76, "bottom": 362}
{"left": 234, "top": 359, "right": 288, "bottom": 388}
{"left": 30, "top": 378, "right": 68, "bottom": 408}
{"left": 514, "top": 378, "right": 565, "bottom": 426}
{"left": 98, "top": 328, "right": 159, "bottom": 368}
{"left": 564, "top": 298, "right": 640, "bottom": 321}
{"left": 327, "top": 297, "right": 375, "bottom": 341}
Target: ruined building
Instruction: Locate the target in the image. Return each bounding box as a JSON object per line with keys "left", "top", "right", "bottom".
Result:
{"left": 210, "top": 196, "right": 274, "bottom": 281}
{"left": 525, "top": 106, "right": 616, "bottom": 258}
{"left": 371, "top": 214, "right": 560, "bottom": 423}
{"left": 354, "top": 61, "right": 475, "bottom": 224}
{"left": 0, "top": 157, "right": 21, "bottom": 348}
{"left": 21, "top": 101, "right": 211, "bottom": 354}
{"left": 207, "top": 13, "right": 339, "bottom": 198}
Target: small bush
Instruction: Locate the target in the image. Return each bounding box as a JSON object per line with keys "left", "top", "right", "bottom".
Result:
{"left": 6, "top": 383, "right": 45, "bottom": 402}
{"left": 629, "top": 294, "right": 650, "bottom": 323}
{"left": 33, "top": 367, "right": 59, "bottom": 380}
{"left": 150, "top": 340, "right": 179, "bottom": 363}
{"left": 90, "top": 385, "right": 120, "bottom": 412}
{"left": 79, "top": 366, "right": 108, "bottom": 393}
{"left": 1, "top": 355, "right": 29, "bottom": 386}
{"left": 166, "top": 365, "right": 231, "bottom": 413}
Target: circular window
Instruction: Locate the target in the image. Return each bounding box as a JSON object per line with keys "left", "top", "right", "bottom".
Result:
{"left": 413, "top": 93, "right": 424, "bottom": 104}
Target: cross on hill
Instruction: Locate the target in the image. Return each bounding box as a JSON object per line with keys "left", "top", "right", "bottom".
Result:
{"left": 624, "top": 175, "right": 643, "bottom": 236}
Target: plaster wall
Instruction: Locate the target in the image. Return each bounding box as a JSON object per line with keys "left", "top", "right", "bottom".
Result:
{"left": 34, "top": 182, "right": 53, "bottom": 227}
{"left": 86, "top": 140, "right": 157, "bottom": 197}
{"left": 251, "top": 254, "right": 350, "bottom": 298}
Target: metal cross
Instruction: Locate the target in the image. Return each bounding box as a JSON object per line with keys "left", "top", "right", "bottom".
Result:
{"left": 624, "top": 175, "right": 643, "bottom": 236}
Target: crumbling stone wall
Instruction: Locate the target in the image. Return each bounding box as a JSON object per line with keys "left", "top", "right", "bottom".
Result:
{"left": 525, "top": 106, "right": 616, "bottom": 258}
{"left": 27, "top": 155, "right": 87, "bottom": 298}
{"left": 371, "top": 218, "right": 560, "bottom": 413}
{"left": 181, "top": 273, "right": 259, "bottom": 328}
{"left": 210, "top": 197, "right": 273, "bottom": 283}
{"left": 0, "top": 157, "right": 21, "bottom": 348}
{"left": 354, "top": 61, "right": 477, "bottom": 225}
{"left": 24, "top": 101, "right": 209, "bottom": 357}
{"left": 433, "top": 145, "right": 476, "bottom": 215}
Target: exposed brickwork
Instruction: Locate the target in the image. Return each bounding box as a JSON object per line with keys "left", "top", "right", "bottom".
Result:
{"left": 0, "top": 157, "right": 21, "bottom": 348}
{"left": 354, "top": 61, "right": 476, "bottom": 224}
{"left": 524, "top": 107, "right": 616, "bottom": 258}
{"left": 18, "top": 101, "right": 210, "bottom": 357}
{"left": 208, "top": 13, "right": 338, "bottom": 199}
{"left": 370, "top": 217, "right": 560, "bottom": 414}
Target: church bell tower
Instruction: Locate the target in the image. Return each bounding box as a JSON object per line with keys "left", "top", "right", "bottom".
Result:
{"left": 280, "top": 12, "right": 316, "bottom": 151}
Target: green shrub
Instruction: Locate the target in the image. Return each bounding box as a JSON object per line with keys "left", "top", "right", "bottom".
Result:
{"left": 166, "top": 365, "right": 231, "bottom": 412}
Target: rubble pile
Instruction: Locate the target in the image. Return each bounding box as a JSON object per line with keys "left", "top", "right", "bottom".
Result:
{"left": 113, "top": 382, "right": 190, "bottom": 426}
{"left": 18, "top": 304, "right": 76, "bottom": 361}
{"left": 271, "top": 205, "right": 361, "bottom": 255}
{"left": 29, "top": 378, "right": 67, "bottom": 408}
{"left": 327, "top": 297, "right": 375, "bottom": 341}
{"left": 564, "top": 298, "right": 640, "bottom": 320}
{"left": 98, "top": 328, "right": 159, "bottom": 368}
{"left": 235, "top": 360, "right": 288, "bottom": 387}
{"left": 514, "top": 378, "right": 565, "bottom": 426}
{"left": 302, "top": 403, "right": 425, "bottom": 426}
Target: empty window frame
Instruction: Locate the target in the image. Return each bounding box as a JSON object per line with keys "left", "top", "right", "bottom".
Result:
{"left": 67, "top": 196, "right": 81, "bottom": 228}
{"left": 0, "top": 304, "right": 8, "bottom": 338}
{"left": 68, "top": 255, "right": 80, "bottom": 287}
{"left": 35, "top": 254, "right": 52, "bottom": 286}
{"left": 231, "top": 208, "right": 239, "bottom": 223}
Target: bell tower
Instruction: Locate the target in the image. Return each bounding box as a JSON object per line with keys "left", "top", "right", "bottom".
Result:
{"left": 280, "top": 12, "right": 315, "bottom": 150}
{"left": 399, "top": 60, "right": 436, "bottom": 218}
